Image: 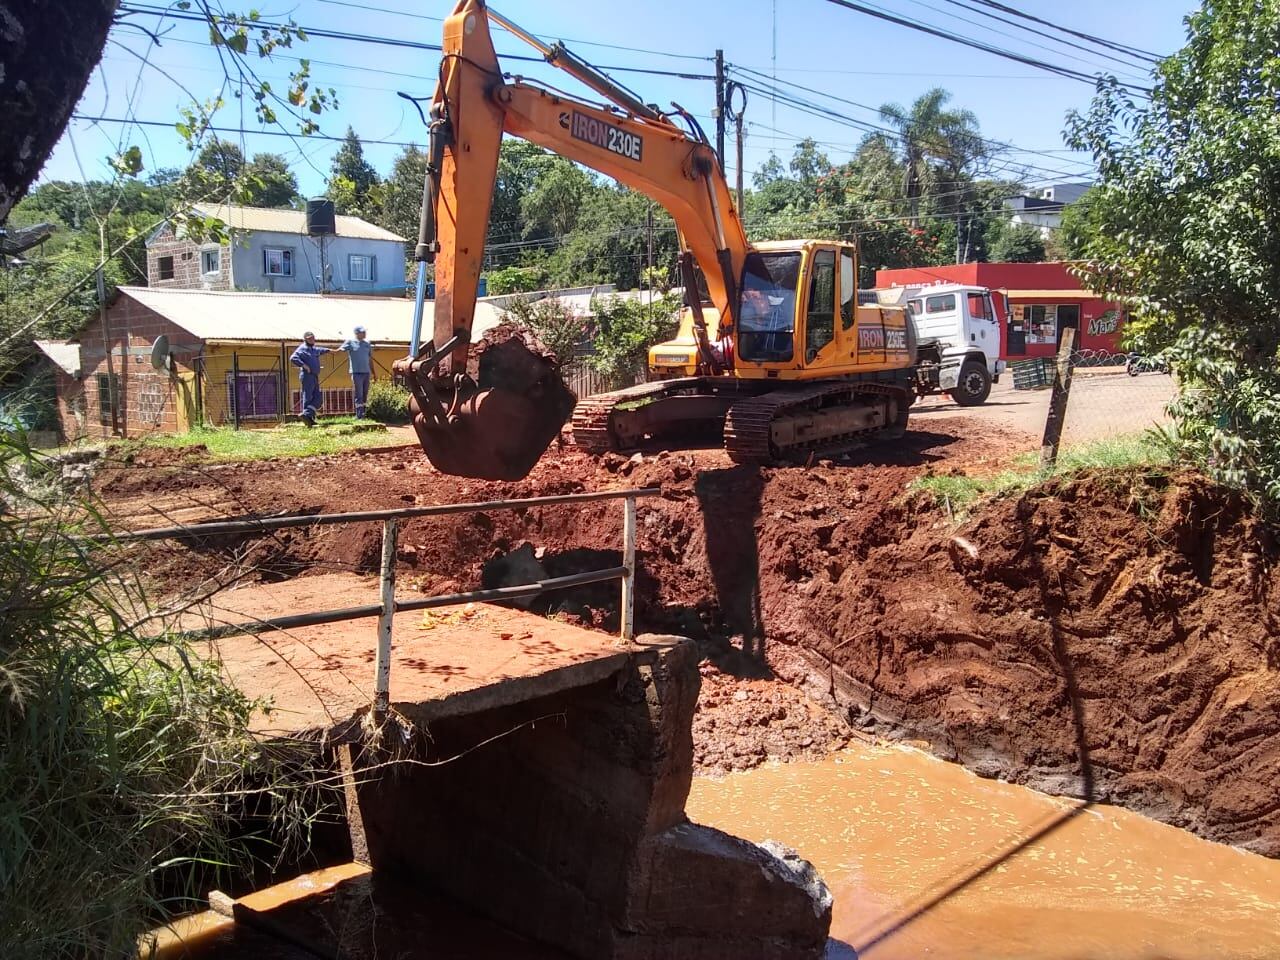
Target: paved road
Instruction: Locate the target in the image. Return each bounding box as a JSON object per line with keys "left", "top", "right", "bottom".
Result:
{"left": 910, "top": 368, "right": 1177, "bottom": 445}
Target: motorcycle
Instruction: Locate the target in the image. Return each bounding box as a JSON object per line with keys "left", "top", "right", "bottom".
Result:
{"left": 1125, "top": 353, "right": 1170, "bottom": 376}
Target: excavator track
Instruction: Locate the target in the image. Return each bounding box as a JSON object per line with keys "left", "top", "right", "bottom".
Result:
{"left": 570, "top": 381, "right": 676, "bottom": 453}
{"left": 724, "top": 382, "right": 908, "bottom": 465}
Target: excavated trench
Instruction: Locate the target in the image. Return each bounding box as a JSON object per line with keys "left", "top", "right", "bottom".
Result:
{"left": 95, "top": 421, "right": 1280, "bottom": 857}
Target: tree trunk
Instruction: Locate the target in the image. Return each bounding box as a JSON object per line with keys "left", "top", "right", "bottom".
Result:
{"left": 0, "top": 0, "right": 118, "bottom": 222}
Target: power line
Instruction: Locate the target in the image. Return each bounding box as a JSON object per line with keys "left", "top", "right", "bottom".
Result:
{"left": 311, "top": 0, "right": 713, "bottom": 62}
{"left": 971, "top": 0, "right": 1162, "bottom": 63}
{"left": 116, "top": 4, "right": 715, "bottom": 80}
{"left": 727, "top": 68, "right": 1095, "bottom": 183}
{"left": 819, "top": 0, "right": 1150, "bottom": 96}
{"left": 923, "top": 0, "right": 1153, "bottom": 75}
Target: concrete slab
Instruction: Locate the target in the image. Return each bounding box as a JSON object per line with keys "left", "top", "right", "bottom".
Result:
{"left": 181, "top": 572, "right": 632, "bottom": 738}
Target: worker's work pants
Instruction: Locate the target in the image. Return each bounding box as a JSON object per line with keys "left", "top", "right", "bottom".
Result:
{"left": 299, "top": 372, "right": 321, "bottom": 423}
{"left": 352, "top": 372, "right": 370, "bottom": 419}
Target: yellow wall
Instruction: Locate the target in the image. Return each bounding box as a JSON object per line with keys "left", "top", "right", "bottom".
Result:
{"left": 200, "top": 340, "right": 407, "bottom": 426}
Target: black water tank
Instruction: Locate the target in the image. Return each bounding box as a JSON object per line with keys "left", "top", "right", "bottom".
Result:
{"left": 306, "top": 198, "right": 336, "bottom": 236}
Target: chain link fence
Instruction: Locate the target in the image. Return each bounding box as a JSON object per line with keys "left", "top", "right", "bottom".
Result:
{"left": 1009, "top": 346, "right": 1177, "bottom": 450}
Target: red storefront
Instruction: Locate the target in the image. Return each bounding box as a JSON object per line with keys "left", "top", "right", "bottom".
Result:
{"left": 875, "top": 262, "right": 1126, "bottom": 361}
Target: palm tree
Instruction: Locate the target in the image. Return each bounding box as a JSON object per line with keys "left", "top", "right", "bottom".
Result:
{"left": 878, "top": 88, "right": 983, "bottom": 226}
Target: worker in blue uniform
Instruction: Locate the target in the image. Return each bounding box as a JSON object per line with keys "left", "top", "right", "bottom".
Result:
{"left": 340, "top": 325, "right": 373, "bottom": 419}
{"left": 290, "top": 331, "right": 329, "bottom": 427}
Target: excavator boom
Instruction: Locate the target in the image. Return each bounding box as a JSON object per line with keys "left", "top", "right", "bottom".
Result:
{"left": 393, "top": 0, "right": 749, "bottom": 480}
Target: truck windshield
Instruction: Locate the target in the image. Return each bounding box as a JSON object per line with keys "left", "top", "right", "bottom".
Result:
{"left": 738, "top": 252, "right": 800, "bottom": 362}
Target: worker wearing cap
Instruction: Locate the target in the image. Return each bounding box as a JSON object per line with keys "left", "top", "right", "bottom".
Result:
{"left": 290, "top": 331, "right": 329, "bottom": 427}
{"left": 340, "top": 325, "right": 373, "bottom": 419}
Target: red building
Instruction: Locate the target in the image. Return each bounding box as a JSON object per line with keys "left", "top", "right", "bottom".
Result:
{"left": 876, "top": 262, "right": 1126, "bottom": 361}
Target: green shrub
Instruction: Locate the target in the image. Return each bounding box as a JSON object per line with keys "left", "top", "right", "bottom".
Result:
{"left": 0, "top": 435, "right": 321, "bottom": 958}
{"left": 366, "top": 378, "right": 411, "bottom": 423}
{"left": 587, "top": 292, "right": 682, "bottom": 389}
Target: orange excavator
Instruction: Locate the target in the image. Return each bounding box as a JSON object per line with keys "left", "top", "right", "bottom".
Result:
{"left": 394, "top": 0, "right": 916, "bottom": 481}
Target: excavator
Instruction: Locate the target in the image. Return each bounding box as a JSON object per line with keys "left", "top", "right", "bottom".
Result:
{"left": 394, "top": 0, "right": 916, "bottom": 481}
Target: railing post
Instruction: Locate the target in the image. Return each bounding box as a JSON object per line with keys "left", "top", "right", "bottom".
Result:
{"left": 620, "top": 495, "right": 636, "bottom": 642}
{"left": 373, "top": 518, "right": 398, "bottom": 720}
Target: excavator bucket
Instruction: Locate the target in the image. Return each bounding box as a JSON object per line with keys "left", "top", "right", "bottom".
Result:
{"left": 398, "top": 330, "right": 577, "bottom": 482}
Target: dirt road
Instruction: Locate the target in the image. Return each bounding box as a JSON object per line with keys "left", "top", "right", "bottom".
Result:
{"left": 912, "top": 368, "right": 1175, "bottom": 444}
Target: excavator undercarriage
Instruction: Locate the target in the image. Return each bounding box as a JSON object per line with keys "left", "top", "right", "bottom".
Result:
{"left": 572, "top": 375, "right": 912, "bottom": 465}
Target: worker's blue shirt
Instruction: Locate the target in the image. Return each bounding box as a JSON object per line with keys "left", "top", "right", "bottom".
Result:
{"left": 341, "top": 338, "right": 373, "bottom": 375}
{"left": 290, "top": 342, "right": 329, "bottom": 378}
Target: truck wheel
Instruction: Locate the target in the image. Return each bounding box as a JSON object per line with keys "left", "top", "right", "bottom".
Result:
{"left": 949, "top": 361, "right": 991, "bottom": 406}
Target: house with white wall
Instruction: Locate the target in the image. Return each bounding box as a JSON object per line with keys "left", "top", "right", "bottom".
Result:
{"left": 145, "top": 202, "right": 406, "bottom": 296}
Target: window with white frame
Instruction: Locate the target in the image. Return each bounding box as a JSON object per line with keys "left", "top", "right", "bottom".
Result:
{"left": 348, "top": 254, "right": 374, "bottom": 283}
{"left": 201, "top": 248, "right": 220, "bottom": 275}
{"left": 263, "top": 247, "right": 294, "bottom": 277}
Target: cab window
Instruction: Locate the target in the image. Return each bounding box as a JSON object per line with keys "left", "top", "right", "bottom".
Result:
{"left": 907, "top": 298, "right": 923, "bottom": 316}
{"left": 967, "top": 293, "right": 991, "bottom": 320}
{"left": 840, "top": 250, "right": 856, "bottom": 330}
{"left": 926, "top": 293, "right": 956, "bottom": 314}
{"left": 738, "top": 252, "right": 800, "bottom": 363}
{"left": 806, "top": 250, "right": 836, "bottom": 359}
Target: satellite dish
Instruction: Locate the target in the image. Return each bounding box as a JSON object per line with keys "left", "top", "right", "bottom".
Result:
{"left": 150, "top": 335, "right": 171, "bottom": 371}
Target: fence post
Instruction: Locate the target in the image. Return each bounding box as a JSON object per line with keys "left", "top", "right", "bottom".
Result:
{"left": 372, "top": 518, "right": 398, "bottom": 721}
{"left": 278, "top": 343, "right": 288, "bottom": 424}
{"left": 1040, "top": 327, "right": 1077, "bottom": 469}
{"left": 194, "top": 356, "right": 204, "bottom": 427}
{"left": 231, "top": 351, "right": 241, "bottom": 430}
{"left": 620, "top": 495, "right": 636, "bottom": 642}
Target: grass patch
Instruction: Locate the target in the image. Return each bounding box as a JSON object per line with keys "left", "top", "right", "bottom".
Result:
{"left": 135, "top": 418, "right": 399, "bottom": 462}
{"left": 910, "top": 430, "right": 1177, "bottom": 517}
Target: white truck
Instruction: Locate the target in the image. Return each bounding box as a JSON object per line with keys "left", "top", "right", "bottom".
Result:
{"left": 881, "top": 283, "right": 1006, "bottom": 406}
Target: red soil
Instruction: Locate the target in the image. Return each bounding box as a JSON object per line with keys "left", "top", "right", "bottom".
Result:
{"left": 93, "top": 416, "right": 1280, "bottom": 854}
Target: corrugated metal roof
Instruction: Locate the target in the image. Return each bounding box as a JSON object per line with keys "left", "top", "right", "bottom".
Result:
{"left": 192, "top": 203, "right": 407, "bottom": 242}
{"left": 33, "top": 339, "right": 81, "bottom": 376}
{"left": 118, "top": 286, "right": 506, "bottom": 344}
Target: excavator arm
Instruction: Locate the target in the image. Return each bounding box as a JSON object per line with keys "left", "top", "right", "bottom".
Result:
{"left": 394, "top": 0, "right": 750, "bottom": 480}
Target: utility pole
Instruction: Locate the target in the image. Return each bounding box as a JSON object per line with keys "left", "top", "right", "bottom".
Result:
{"left": 646, "top": 204, "right": 654, "bottom": 321}
{"left": 714, "top": 49, "right": 726, "bottom": 170}
{"left": 96, "top": 256, "right": 120, "bottom": 435}
{"left": 725, "top": 82, "right": 748, "bottom": 214}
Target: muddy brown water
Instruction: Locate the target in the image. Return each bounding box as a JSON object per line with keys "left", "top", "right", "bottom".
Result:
{"left": 687, "top": 741, "right": 1280, "bottom": 960}
{"left": 158, "top": 739, "right": 1280, "bottom": 960}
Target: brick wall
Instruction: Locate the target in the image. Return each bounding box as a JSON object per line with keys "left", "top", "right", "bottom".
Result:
{"left": 146, "top": 223, "right": 231, "bottom": 290}
{"left": 74, "top": 292, "right": 204, "bottom": 439}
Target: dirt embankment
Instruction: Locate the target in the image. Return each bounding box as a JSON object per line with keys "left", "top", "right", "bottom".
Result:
{"left": 94, "top": 420, "right": 1280, "bottom": 854}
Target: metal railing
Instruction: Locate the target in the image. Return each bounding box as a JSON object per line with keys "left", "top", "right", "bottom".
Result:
{"left": 92, "top": 487, "right": 661, "bottom": 720}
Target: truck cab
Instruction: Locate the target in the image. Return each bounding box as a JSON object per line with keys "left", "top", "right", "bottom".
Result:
{"left": 896, "top": 283, "right": 1005, "bottom": 406}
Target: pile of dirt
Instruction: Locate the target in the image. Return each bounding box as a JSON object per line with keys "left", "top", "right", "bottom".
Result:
{"left": 90, "top": 418, "right": 1280, "bottom": 854}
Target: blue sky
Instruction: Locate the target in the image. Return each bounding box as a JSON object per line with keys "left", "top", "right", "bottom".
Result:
{"left": 45, "top": 0, "right": 1197, "bottom": 198}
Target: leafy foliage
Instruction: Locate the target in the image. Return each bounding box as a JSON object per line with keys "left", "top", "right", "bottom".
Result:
{"left": 0, "top": 435, "right": 324, "bottom": 958}
{"left": 1065, "top": 0, "right": 1280, "bottom": 508}
{"left": 365, "top": 378, "right": 410, "bottom": 423}
{"left": 500, "top": 296, "right": 585, "bottom": 362}
{"left": 587, "top": 293, "right": 682, "bottom": 388}
{"left": 328, "top": 128, "right": 381, "bottom": 217}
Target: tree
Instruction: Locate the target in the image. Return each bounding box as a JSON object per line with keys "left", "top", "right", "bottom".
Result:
{"left": 243, "top": 153, "right": 299, "bottom": 208}
{"left": 587, "top": 292, "right": 682, "bottom": 388}
{"left": 377, "top": 144, "right": 426, "bottom": 243}
{"left": 521, "top": 159, "right": 591, "bottom": 238}
{"left": 986, "top": 221, "right": 1047, "bottom": 263}
{"left": 879, "top": 88, "right": 984, "bottom": 225}
{"left": 176, "top": 139, "right": 245, "bottom": 203}
{"left": 1066, "top": 0, "right": 1280, "bottom": 507}
{"left": 0, "top": 1, "right": 118, "bottom": 222}
{"left": 328, "top": 127, "right": 380, "bottom": 216}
